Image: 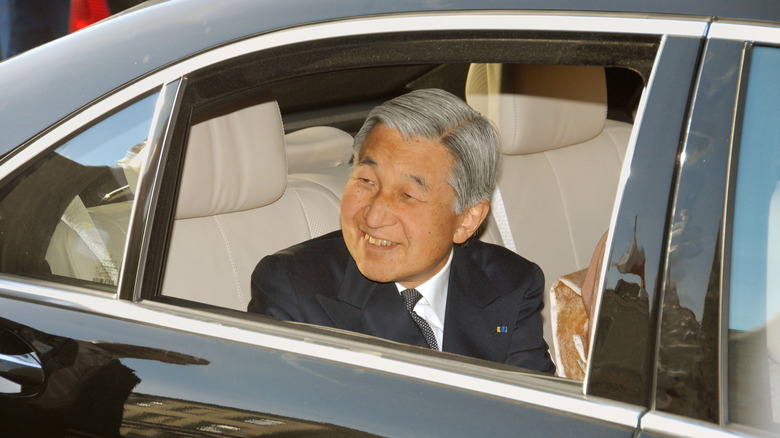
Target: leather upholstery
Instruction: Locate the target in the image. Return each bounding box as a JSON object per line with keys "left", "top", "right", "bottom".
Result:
{"left": 176, "top": 97, "right": 287, "bottom": 219}
{"left": 162, "top": 97, "right": 342, "bottom": 309}
{"left": 466, "top": 64, "right": 608, "bottom": 155}
{"left": 466, "top": 64, "right": 632, "bottom": 364}
{"left": 285, "top": 126, "right": 353, "bottom": 174}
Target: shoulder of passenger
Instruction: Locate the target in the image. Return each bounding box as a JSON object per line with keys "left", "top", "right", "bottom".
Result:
{"left": 459, "top": 240, "right": 540, "bottom": 275}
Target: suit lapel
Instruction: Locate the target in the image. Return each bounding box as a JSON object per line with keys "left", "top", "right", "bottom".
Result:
{"left": 316, "top": 257, "right": 429, "bottom": 349}
{"left": 443, "top": 246, "right": 516, "bottom": 361}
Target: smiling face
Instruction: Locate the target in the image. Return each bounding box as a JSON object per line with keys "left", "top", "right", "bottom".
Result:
{"left": 340, "top": 124, "right": 486, "bottom": 289}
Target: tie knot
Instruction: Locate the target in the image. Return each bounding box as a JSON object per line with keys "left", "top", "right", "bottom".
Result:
{"left": 401, "top": 288, "right": 422, "bottom": 312}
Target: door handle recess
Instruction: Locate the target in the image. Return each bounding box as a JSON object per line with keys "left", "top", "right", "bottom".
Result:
{"left": 0, "top": 330, "right": 45, "bottom": 396}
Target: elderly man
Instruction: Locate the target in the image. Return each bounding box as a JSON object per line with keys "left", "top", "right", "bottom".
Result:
{"left": 249, "top": 89, "right": 554, "bottom": 373}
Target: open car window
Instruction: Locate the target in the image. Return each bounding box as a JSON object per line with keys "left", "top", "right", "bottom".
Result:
{"left": 151, "top": 28, "right": 655, "bottom": 378}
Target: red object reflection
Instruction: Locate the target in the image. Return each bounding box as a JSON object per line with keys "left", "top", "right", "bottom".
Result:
{"left": 70, "top": 0, "right": 111, "bottom": 32}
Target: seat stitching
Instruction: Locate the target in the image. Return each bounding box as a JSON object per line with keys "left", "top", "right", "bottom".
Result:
{"left": 287, "top": 180, "right": 342, "bottom": 237}
{"left": 510, "top": 69, "right": 522, "bottom": 152}
{"left": 543, "top": 151, "right": 580, "bottom": 268}
{"left": 212, "top": 215, "right": 246, "bottom": 309}
{"left": 293, "top": 185, "right": 341, "bottom": 211}
{"left": 287, "top": 178, "right": 341, "bottom": 208}
{"left": 287, "top": 187, "right": 315, "bottom": 237}
{"left": 603, "top": 124, "right": 622, "bottom": 160}
{"left": 606, "top": 122, "right": 634, "bottom": 163}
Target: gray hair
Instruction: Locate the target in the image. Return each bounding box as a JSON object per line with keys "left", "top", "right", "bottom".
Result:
{"left": 352, "top": 88, "right": 501, "bottom": 214}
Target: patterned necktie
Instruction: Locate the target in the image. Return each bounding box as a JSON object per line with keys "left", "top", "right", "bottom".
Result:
{"left": 401, "top": 289, "right": 439, "bottom": 350}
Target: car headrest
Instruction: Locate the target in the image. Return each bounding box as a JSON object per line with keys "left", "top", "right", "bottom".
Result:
{"left": 285, "top": 126, "right": 353, "bottom": 173}
{"left": 176, "top": 95, "right": 287, "bottom": 219}
{"left": 465, "top": 64, "right": 607, "bottom": 155}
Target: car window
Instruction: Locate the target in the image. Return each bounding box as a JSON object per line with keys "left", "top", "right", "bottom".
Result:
{"left": 0, "top": 92, "right": 159, "bottom": 291}
{"left": 159, "top": 55, "right": 645, "bottom": 363}
{"left": 728, "top": 45, "right": 780, "bottom": 432}
{"left": 145, "top": 28, "right": 661, "bottom": 382}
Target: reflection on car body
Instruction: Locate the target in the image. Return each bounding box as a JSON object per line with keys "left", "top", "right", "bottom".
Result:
{"left": 0, "top": 317, "right": 208, "bottom": 435}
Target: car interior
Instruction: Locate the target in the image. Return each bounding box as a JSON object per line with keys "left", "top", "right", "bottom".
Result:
{"left": 0, "top": 31, "right": 653, "bottom": 380}
{"left": 159, "top": 59, "right": 644, "bottom": 379}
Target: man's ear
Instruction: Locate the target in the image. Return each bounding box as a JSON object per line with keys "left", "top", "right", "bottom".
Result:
{"left": 453, "top": 199, "right": 490, "bottom": 244}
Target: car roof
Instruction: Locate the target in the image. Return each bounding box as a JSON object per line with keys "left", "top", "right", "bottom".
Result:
{"left": 0, "top": 0, "right": 778, "bottom": 155}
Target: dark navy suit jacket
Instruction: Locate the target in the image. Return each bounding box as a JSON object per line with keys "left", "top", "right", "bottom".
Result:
{"left": 249, "top": 230, "right": 555, "bottom": 374}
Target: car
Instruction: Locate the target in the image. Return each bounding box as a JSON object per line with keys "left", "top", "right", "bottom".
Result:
{"left": 0, "top": 0, "right": 779, "bottom": 436}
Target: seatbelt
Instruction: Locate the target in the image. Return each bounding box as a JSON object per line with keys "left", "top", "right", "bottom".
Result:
{"left": 61, "top": 196, "right": 119, "bottom": 285}
{"left": 491, "top": 186, "right": 516, "bottom": 253}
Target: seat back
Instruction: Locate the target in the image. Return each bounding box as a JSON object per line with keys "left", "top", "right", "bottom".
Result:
{"left": 286, "top": 125, "right": 354, "bottom": 199}
{"left": 465, "top": 64, "right": 632, "bottom": 357}
{"left": 162, "top": 96, "right": 341, "bottom": 310}
{"left": 285, "top": 126, "right": 353, "bottom": 173}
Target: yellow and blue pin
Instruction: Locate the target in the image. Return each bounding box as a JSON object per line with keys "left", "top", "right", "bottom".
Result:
{"left": 496, "top": 326, "right": 508, "bottom": 333}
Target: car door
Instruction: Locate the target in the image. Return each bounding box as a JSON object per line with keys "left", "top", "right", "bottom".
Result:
{"left": 635, "top": 21, "right": 780, "bottom": 438}
{"left": 141, "top": 11, "right": 710, "bottom": 437}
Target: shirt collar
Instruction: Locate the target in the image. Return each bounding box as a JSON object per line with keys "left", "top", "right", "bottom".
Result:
{"left": 395, "top": 249, "right": 453, "bottom": 329}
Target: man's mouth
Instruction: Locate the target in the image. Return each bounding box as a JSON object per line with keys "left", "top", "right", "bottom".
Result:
{"left": 363, "top": 232, "right": 398, "bottom": 247}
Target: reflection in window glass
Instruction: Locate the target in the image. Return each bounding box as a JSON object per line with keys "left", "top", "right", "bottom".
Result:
{"left": 0, "top": 92, "right": 159, "bottom": 291}
{"left": 728, "top": 46, "right": 780, "bottom": 433}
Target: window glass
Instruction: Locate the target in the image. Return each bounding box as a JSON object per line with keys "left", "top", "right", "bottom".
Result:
{"left": 728, "top": 45, "right": 780, "bottom": 432}
{"left": 0, "top": 92, "right": 159, "bottom": 291}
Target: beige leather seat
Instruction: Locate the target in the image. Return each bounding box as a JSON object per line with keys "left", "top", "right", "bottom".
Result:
{"left": 162, "top": 96, "right": 342, "bottom": 310}
{"left": 285, "top": 126, "right": 353, "bottom": 173}
{"left": 465, "top": 64, "right": 633, "bottom": 360}
{"left": 285, "top": 125, "right": 354, "bottom": 199}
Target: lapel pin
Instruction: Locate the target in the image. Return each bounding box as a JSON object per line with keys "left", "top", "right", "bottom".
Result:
{"left": 496, "top": 326, "right": 507, "bottom": 333}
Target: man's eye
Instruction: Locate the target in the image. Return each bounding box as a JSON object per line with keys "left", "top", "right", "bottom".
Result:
{"left": 359, "top": 178, "right": 374, "bottom": 185}
{"left": 403, "top": 192, "right": 416, "bottom": 200}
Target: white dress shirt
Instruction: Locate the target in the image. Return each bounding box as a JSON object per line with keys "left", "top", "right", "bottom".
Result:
{"left": 395, "top": 249, "right": 453, "bottom": 350}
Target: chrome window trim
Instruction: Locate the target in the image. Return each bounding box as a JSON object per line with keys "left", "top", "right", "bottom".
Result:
{"left": 0, "top": 277, "right": 643, "bottom": 428}
{"left": 0, "top": 12, "right": 707, "bottom": 183}
{"left": 121, "top": 80, "right": 183, "bottom": 302}
{"left": 640, "top": 411, "right": 770, "bottom": 438}
{"left": 709, "top": 22, "right": 780, "bottom": 45}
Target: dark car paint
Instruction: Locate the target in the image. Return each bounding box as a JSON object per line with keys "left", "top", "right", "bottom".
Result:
{"left": 588, "top": 35, "right": 704, "bottom": 407}
{"left": 592, "top": 33, "right": 758, "bottom": 428}
{"left": 0, "top": 294, "right": 634, "bottom": 437}
{"left": 652, "top": 38, "right": 748, "bottom": 423}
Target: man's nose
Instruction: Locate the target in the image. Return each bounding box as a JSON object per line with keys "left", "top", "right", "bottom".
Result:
{"left": 364, "top": 191, "right": 396, "bottom": 228}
